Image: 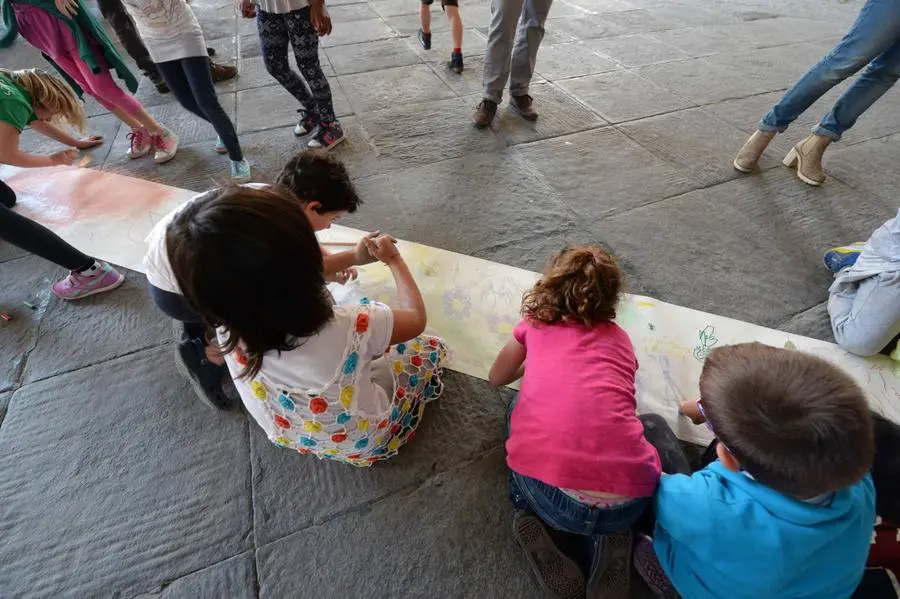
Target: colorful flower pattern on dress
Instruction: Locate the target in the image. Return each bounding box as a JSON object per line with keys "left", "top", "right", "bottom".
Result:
{"left": 247, "top": 300, "right": 446, "bottom": 466}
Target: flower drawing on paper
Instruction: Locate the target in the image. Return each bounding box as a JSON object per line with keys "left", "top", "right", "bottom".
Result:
{"left": 692, "top": 325, "right": 718, "bottom": 362}
{"left": 443, "top": 287, "right": 473, "bottom": 318}
{"left": 487, "top": 313, "right": 518, "bottom": 336}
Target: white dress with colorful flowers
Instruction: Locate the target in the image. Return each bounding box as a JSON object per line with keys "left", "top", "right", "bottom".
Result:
{"left": 220, "top": 299, "right": 447, "bottom": 466}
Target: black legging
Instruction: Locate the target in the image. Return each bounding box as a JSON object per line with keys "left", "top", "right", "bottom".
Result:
{"left": 148, "top": 283, "right": 205, "bottom": 341}
{"left": 0, "top": 179, "right": 93, "bottom": 272}
{"left": 155, "top": 57, "right": 243, "bottom": 162}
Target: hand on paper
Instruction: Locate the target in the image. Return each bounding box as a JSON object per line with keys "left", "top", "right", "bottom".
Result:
{"left": 365, "top": 234, "right": 401, "bottom": 265}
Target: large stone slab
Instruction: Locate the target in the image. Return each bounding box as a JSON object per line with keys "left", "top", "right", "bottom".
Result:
{"left": 778, "top": 301, "right": 834, "bottom": 344}
{"left": 0, "top": 392, "right": 9, "bottom": 428}
{"left": 329, "top": 2, "right": 381, "bottom": 21}
{"left": 0, "top": 238, "right": 28, "bottom": 264}
{"left": 370, "top": 0, "right": 419, "bottom": 17}
{"left": 359, "top": 150, "right": 575, "bottom": 256}
{"left": 558, "top": 69, "right": 693, "bottom": 123}
{"left": 491, "top": 82, "right": 609, "bottom": 146}
{"left": 534, "top": 42, "right": 619, "bottom": 80}
{"left": 618, "top": 107, "right": 778, "bottom": 186}
{"left": 22, "top": 268, "right": 172, "bottom": 384}
{"left": 326, "top": 38, "right": 421, "bottom": 75}
{"left": 0, "top": 255, "right": 54, "bottom": 392}
{"left": 550, "top": 14, "right": 630, "bottom": 40}
{"left": 586, "top": 168, "right": 891, "bottom": 327}
{"left": 339, "top": 63, "right": 456, "bottom": 114}
{"left": 355, "top": 96, "right": 504, "bottom": 173}
{"left": 0, "top": 346, "right": 253, "bottom": 597}
{"left": 516, "top": 127, "right": 699, "bottom": 220}
{"left": 596, "top": 8, "right": 685, "bottom": 33}
{"left": 649, "top": 26, "right": 745, "bottom": 57}
{"left": 586, "top": 33, "right": 691, "bottom": 67}
{"left": 256, "top": 450, "right": 546, "bottom": 599}
{"left": 132, "top": 552, "right": 257, "bottom": 599}
{"left": 320, "top": 17, "right": 398, "bottom": 47}
{"left": 635, "top": 57, "right": 776, "bottom": 105}
{"left": 830, "top": 135, "right": 900, "bottom": 204}
{"left": 249, "top": 371, "right": 509, "bottom": 544}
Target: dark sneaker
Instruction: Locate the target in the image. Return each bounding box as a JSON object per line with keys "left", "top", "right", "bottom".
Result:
{"left": 207, "top": 46, "right": 217, "bottom": 57}
{"left": 151, "top": 78, "right": 170, "bottom": 94}
{"left": 308, "top": 121, "right": 346, "bottom": 151}
{"left": 209, "top": 61, "right": 237, "bottom": 83}
{"left": 823, "top": 243, "right": 865, "bottom": 273}
{"left": 419, "top": 29, "right": 432, "bottom": 50}
{"left": 472, "top": 99, "right": 497, "bottom": 129}
{"left": 294, "top": 109, "right": 319, "bottom": 137}
{"left": 448, "top": 51, "right": 463, "bottom": 73}
{"left": 510, "top": 94, "right": 538, "bottom": 121}
{"left": 176, "top": 337, "right": 233, "bottom": 410}
{"left": 512, "top": 512, "right": 585, "bottom": 599}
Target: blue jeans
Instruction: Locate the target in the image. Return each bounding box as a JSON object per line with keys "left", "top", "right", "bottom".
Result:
{"left": 760, "top": 0, "right": 900, "bottom": 141}
{"left": 829, "top": 271, "right": 900, "bottom": 356}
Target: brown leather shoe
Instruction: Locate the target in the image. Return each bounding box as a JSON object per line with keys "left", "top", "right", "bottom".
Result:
{"left": 209, "top": 61, "right": 237, "bottom": 83}
{"left": 510, "top": 94, "right": 538, "bottom": 121}
{"left": 472, "top": 99, "right": 497, "bottom": 129}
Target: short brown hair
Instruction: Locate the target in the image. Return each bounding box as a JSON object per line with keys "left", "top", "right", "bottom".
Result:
{"left": 522, "top": 244, "right": 623, "bottom": 326}
{"left": 166, "top": 185, "right": 333, "bottom": 378}
{"left": 274, "top": 151, "right": 362, "bottom": 213}
{"left": 700, "top": 343, "right": 874, "bottom": 498}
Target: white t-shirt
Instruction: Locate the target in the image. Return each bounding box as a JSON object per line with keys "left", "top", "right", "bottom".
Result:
{"left": 121, "top": 0, "right": 207, "bottom": 63}
{"left": 144, "top": 183, "right": 269, "bottom": 294}
{"left": 220, "top": 302, "right": 395, "bottom": 437}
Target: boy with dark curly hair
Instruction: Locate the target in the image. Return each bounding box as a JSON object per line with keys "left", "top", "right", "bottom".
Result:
{"left": 638, "top": 343, "right": 877, "bottom": 599}
{"left": 489, "top": 244, "right": 686, "bottom": 599}
{"left": 144, "top": 152, "right": 376, "bottom": 410}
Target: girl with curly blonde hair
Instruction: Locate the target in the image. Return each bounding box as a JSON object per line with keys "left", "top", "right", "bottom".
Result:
{"left": 0, "top": 68, "right": 124, "bottom": 300}
{"left": 490, "top": 244, "right": 682, "bottom": 598}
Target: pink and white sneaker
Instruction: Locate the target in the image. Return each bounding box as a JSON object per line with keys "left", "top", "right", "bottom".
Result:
{"left": 126, "top": 128, "right": 152, "bottom": 159}
{"left": 152, "top": 128, "right": 179, "bottom": 164}
{"left": 51, "top": 261, "right": 125, "bottom": 301}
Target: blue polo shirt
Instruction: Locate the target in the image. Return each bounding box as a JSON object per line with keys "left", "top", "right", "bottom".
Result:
{"left": 653, "top": 462, "right": 875, "bottom": 599}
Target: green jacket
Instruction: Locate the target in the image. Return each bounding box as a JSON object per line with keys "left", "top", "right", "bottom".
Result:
{"left": 0, "top": 0, "right": 137, "bottom": 96}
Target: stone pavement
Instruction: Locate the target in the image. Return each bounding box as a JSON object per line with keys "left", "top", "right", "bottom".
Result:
{"left": 1, "top": 0, "right": 898, "bottom": 596}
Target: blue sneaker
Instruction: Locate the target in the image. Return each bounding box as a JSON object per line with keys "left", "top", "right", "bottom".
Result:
{"left": 231, "top": 159, "right": 251, "bottom": 182}
{"left": 824, "top": 242, "right": 865, "bottom": 273}
{"left": 215, "top": 136, "right": 227, "bottom": 154}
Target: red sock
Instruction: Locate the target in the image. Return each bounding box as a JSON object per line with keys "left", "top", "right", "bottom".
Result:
{"left": 453, "top": 47, "right": 461, "bottom": 54}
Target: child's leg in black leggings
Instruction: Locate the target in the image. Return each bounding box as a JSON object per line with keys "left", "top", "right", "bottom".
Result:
{"left": 155, "top": 57, "right": 243, "bottom": 162}
{"left": 0, "top": 180, "right": 94, "bottom": 272}
{"left": 257, "top": 10, "right": 319, "bottom": 116}
{"left": 286, "top": 8, "right": 337, "bottom": 124}
{"left": 147, "top": 283, "right": 205, "bottom": 341}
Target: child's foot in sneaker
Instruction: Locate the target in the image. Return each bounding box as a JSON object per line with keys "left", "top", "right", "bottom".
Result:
{"left": 127, "top": 128, "right": 152, "bottom": 159}
{"left": 51, "top": 260, "right": 125, "bottom": 300}
{"left": 448, "top": 50, "right": 464, "bottom": 73}
{"left": 176, "top": 337, "right": 233, "bottom": 410}
{"left": 215, "top": 136, "right": 228, "bottom": 154}
{"left": 153, "top": 128, "right": 179, "bottom": 163}
{"left": 824, "top": 242, "right": 865, "bottom": 273}
{"left": 231, "top": 159, "right": 251, "bottom": 182}
{"left": 512, "top": 511, "right": 585, "bottom": 599}
{"left": 419, "top": 29, "right": 432, "bottom": 50}
{"left": 294, "top": 110, "right": 319, "bottom": 137}
{"left": 308, "top": 121, "right": 346, "bottom": 151}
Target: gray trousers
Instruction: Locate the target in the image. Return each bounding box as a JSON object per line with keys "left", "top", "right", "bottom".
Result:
{"left": 828, "top": 271, "right": 900, "bottom": 356}
{"left": 482, "top": 0, "right": 553, "bottom": 103}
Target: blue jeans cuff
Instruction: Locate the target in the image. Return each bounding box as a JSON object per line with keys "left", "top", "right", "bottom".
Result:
{"left": 812, "top": 124, "right": 841, "bottom": 141}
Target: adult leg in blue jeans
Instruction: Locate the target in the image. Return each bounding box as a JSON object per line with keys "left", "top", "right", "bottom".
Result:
{"left": 733, "top": 0, "right": 900, "bottom": 185}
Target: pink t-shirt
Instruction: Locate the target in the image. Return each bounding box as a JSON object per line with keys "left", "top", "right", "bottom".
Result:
{"left": 506, "top": 320, "right": 662, "bottom": 497}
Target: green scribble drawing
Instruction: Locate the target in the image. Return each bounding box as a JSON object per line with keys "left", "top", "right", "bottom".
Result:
{"left": 692, "top": 325, "right": 718, "bottom": 362}
{"left": 784, "top": 339, "right": 797, "bottom": 350}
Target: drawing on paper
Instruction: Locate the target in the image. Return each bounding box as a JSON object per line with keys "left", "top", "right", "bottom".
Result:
{"left": 692, "top": 325, "right": 718, "bottom": 362}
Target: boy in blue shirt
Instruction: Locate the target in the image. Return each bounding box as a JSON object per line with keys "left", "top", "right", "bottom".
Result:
{"left": 636, "top": 343, "right": 876, "bottom": 599}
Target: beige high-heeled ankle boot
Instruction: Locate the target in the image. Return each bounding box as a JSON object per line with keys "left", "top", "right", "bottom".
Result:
{"left": 782, "top": 134, "right": 831, "bottom": 186}
{"left": 733, "top": 130, "right": 776, "bottom": 173}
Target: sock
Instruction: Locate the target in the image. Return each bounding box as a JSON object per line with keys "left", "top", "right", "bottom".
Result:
{"left": 74, "top": 259, "right": 98, "bottom": 274}
{"left": 453, "top": 48, "right": 461, "bottom": 54}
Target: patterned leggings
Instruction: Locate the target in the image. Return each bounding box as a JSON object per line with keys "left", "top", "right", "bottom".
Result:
{"left": 257, "top": 8, "right": 336, "bottom": 124}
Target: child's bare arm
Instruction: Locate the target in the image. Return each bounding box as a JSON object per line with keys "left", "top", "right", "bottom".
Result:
{"left": 365, "top": 235, "right": 427, "bottom": 344}
{"left": 679, "top": 400, "right": 706, "bottom": 425}
{"left": 0, "top": 123, "right": 77, "bottom": 168}
{"left": 489, "top": 338, "right": 526, "bottom": 386}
